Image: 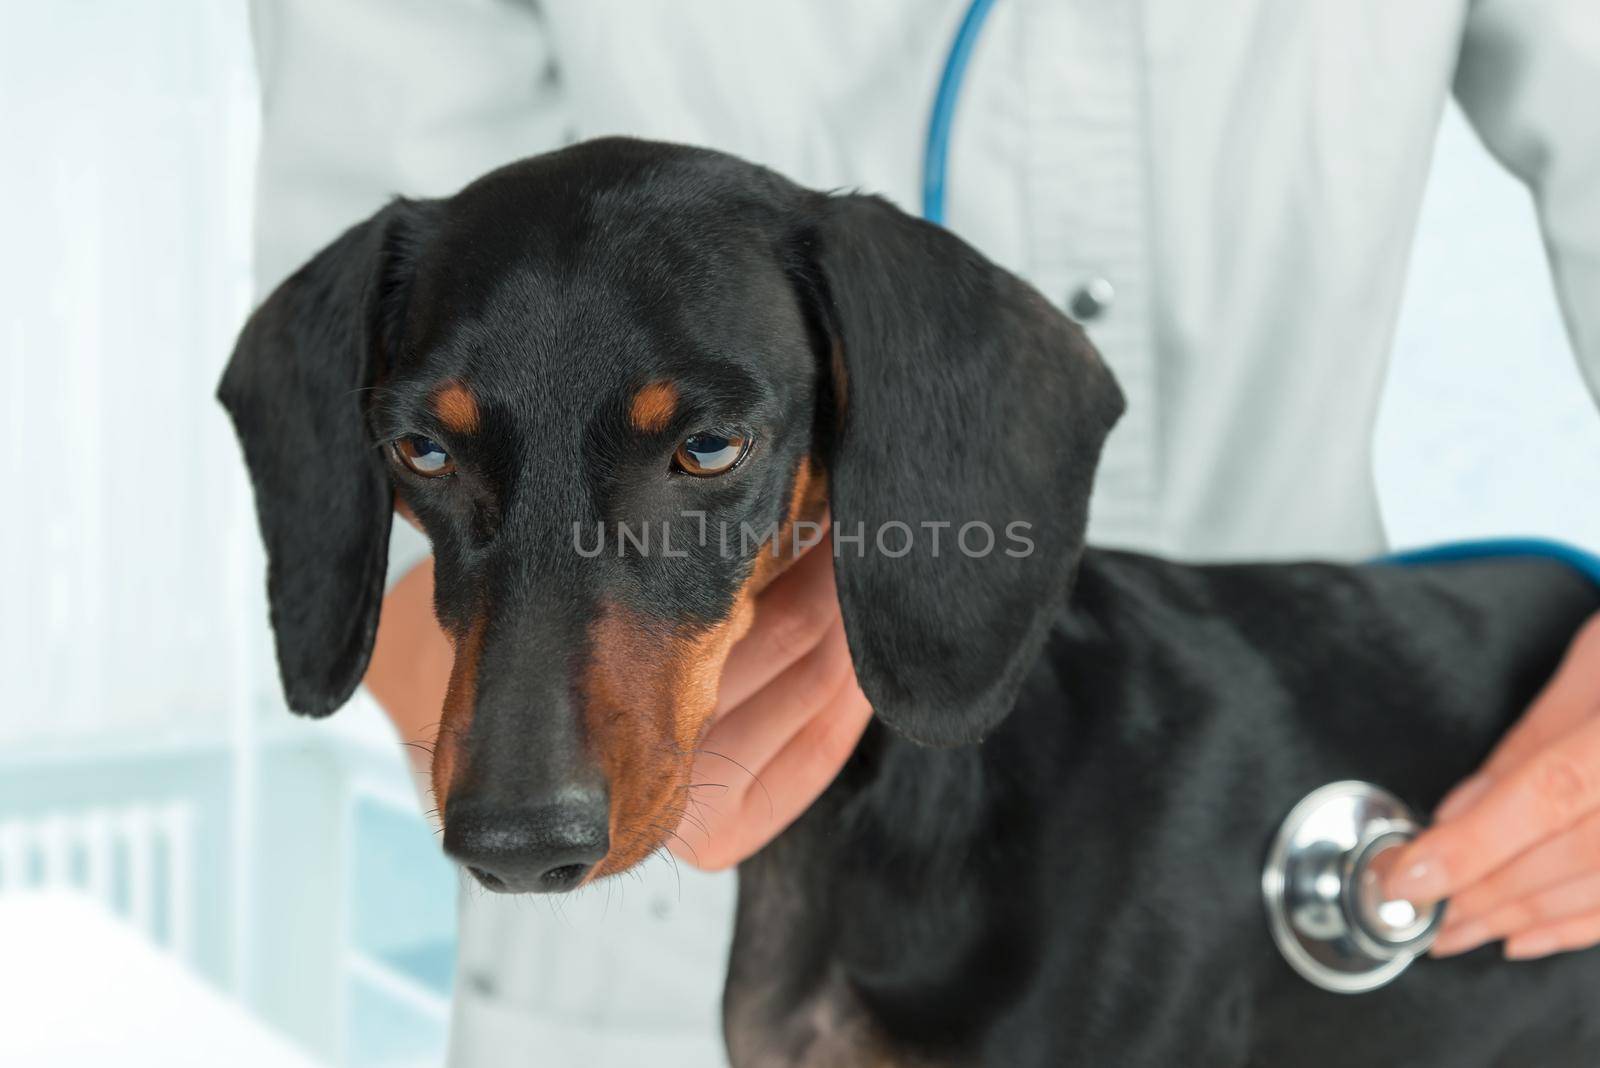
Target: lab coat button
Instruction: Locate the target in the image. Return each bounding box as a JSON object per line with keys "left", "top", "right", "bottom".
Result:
{"left": 1069, "top": 278, "right": 1115, "bottom": 322}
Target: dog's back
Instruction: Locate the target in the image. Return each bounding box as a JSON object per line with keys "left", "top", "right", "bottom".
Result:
{"left": 733, "top": 551, "right": 1600, "bottom": 1066}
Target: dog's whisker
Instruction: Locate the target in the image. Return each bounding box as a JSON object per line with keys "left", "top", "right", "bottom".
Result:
{"left": 695, "top": 749, "right": 770, "bottom": 811}
{"left": 650, "top": 844, "right": 684, "bottom": 901}
{"left": 677, "top": 808, "right": 710, "bottom": 838}
{"left": 663, "top": 830, "right": 701, "bottom": 870}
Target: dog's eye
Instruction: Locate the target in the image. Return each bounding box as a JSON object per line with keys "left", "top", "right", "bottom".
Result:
{"left": 673, "top": 430, "right": 750, "bottom": 477}
{"left": 393, "top": 434, "right": 455, "bottom": 477}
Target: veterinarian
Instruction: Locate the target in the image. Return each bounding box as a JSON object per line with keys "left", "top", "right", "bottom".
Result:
{"left": 249, "top": 1, "right": 1600, "bottom": 1062}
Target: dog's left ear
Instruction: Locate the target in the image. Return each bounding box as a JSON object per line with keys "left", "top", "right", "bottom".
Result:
{"left": 218, "top": 199, "right": 430, "bottom": 717}
{"left": 802, "top": 194, "right": 1124, "bottom": 746}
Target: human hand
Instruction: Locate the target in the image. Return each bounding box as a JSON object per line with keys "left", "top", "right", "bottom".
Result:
{"left": 1383, "top": 614, "right": 1600, "bottom": 960}
{"left": 669, "top": 533, "right": 873, "bottom": 871}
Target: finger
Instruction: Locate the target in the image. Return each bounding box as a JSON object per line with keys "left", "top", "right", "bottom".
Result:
{"left": 672, "top": 683, "right": 869, "bottom": 868}
{"left": 1433, "top": 871, "right": 1600, "bottom": 957}
{"left": 1503, "top": 908, "right": 1600, "bottom": 961}
{"left": 674, "top": 620, "right": 856, "bottom": 864}
{"left": 713, "top": 539, "right": 841, "bottom": 717}
{"left": 1385, "top": 713, "right": 1600, "bottom": 905}
{"left": 1433, "top": 773, "right": 1495, "bottom": 824}
{"left": 696, "top": 621, "right": 856, "bottom": 779}
{"left": 674, "top": 682, "right": 872, "bottom": 870}
{"left": 1439, "top": 807, "right": 1600, "bottom": 928}
{"left": 744, "top": 681, "right": 871, "bottom": 831}
{"left": 1436, "top": 617, "right": 1600, "bottom": 823}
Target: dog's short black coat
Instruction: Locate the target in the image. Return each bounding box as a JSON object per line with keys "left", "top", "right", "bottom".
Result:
{"left": 221, "top": 138, "right": 1600, "bottom": 1066}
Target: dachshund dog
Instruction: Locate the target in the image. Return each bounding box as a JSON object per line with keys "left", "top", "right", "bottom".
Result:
{"left": 221, "top": 138, "right": 1600, "bottom": 1066}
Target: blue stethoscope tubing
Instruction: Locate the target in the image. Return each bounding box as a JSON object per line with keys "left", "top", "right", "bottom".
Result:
{"left": 922, "top": 0, "right": 998, "bottom": 225}
{"left": 920, "top": 2, "right": 1600, "bottom": 592}
{"left": 1378, "top": 537, "right": 1600, "bottom": 589}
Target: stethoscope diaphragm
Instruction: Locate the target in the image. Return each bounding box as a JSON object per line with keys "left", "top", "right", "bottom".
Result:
{"left": 1263, "top": 781, "right": 1445, "bottom": 993}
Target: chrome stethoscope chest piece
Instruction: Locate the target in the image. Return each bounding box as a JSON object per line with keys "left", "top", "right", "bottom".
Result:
{"left": 1263, "top": 781, "right": 1445, "bottom": 994}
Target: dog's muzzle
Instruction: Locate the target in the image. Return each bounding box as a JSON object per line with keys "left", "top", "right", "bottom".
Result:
{"left": 1262, "top": 780, "right": 1445, "bottom": 994}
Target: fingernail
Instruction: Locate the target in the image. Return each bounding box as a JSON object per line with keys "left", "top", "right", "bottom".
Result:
{"left": 1384, "top": 852, "right": 1450, "bottom": 905}
{"left": 1505, "top": 933, "right": 1560, "bottom": 961}
{"left": 1430, "top": 920, "right": 1490, "bottom": 958}
{"left": 1435, "top": 775, "right": 1491, "bottom": 823}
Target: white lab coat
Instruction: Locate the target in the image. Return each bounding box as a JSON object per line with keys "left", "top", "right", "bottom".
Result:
{"left": 248, "top": 1, "right": 1600, "bottom": 1063}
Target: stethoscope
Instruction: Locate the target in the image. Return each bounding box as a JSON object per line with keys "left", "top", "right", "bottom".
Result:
{"left": 921, "top": 0, "right": 995, "bottom": 225}
{"left": 1263, "top": 782, "right": 1444, "bottom": 992}
{"left": 1267, "top": 540, "right": 1600, "bottom": 991}
{"left": 923, "top": 0, "right": 1446, "bottom": 993}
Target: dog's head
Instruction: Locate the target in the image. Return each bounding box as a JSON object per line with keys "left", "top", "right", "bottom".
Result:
{"left": 220, "top": 139, "right": 1122, "bottom": 891}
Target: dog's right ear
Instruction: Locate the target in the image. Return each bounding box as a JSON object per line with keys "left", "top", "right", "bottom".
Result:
{"left": 218, "top": 199, "right": 432, "bottom": 717}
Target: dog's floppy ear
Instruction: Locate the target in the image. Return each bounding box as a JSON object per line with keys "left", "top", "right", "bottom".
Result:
{"left": 805, "top": 194, "right": 1124, "bottom": 746}
{"left": 218, "top": 199, "right": 428, "bottom": 717}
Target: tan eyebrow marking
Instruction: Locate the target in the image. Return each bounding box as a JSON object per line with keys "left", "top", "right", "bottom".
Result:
{"left": 432, "top": 380, "right": 481, "bottom": 434}
{"left": 628, "top": 380, "right": 680, "bottom": 434}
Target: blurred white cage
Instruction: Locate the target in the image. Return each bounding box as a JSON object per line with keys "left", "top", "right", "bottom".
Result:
{"left": 0, "top": 2, "right": 457, "bottom": 1066}
{"left": 0, "top": 802, "right": 197, "bottom": 960}
{"left": 0, "top": 1, "right": 1597, "bottom": 1066}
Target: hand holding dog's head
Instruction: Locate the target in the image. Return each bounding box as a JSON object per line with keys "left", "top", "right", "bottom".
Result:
{"left": 220, "top": 139, "right": 1122, "bottom": 886}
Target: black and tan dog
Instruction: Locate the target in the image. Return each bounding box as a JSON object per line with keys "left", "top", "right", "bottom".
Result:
{"left": 221, "top": 138, "right": 1600, "bottom": 1066}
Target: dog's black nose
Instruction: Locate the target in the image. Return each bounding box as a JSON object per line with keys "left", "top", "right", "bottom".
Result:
{"left": 444, "top": 792, "right": 610, "bottom": 894}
